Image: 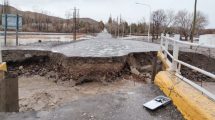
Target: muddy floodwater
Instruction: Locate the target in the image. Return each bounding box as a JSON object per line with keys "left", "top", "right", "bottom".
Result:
{"left": 0, "top": 32, "right": 94, "bottom": 46}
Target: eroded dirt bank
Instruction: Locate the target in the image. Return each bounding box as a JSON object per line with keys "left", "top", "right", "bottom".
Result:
{"left": 4, "top": 50, "right": 156, "bottom": 85}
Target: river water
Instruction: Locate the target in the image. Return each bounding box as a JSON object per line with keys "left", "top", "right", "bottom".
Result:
{"left": 0, "top": 32, "right": 214, "bottom": 46}
{"left": 0, "top": 33, "right": 93, "bottom": 46}
{"left": 199, "top": 34, "right": 215, "bottom": 46}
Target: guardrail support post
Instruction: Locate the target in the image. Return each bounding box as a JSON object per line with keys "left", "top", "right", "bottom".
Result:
{"left": 0, "top": 71, "right": 19, "bottom": 112}
{"left": 172, "top": 41, "right": 179, "bottom": 72}
{"left": 161, "top": 34, "right": 164, "bottom": 50}
{"left": 164, "top": 34, "right": 169, "bottom": 58}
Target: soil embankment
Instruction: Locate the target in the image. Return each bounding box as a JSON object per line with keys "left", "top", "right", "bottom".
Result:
{"left": 4, "top": 50, "right": 156, "bottom": 85}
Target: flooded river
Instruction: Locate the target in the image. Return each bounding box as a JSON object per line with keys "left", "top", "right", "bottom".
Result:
{"left": 0, "top": 32, "right": 214, "bottom": 46}
{"left": 0, "top": 32, "right": 93, "bottom": 46}
{"left": 199, "top": 34, "right": 215, "bottom": 45}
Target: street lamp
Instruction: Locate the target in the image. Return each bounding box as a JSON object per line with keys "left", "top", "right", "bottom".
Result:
{"left": 136, "top": 2, "right": 151, "bottom": 42}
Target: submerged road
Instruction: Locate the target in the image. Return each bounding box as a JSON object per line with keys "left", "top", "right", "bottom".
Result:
{"left": 3, "top": 31, "right": 160, "bottom": 57}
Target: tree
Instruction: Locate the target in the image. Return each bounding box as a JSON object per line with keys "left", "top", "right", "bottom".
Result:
{"left": 174, "top": 10, "right": 193, "bottom": 40}
{"left": 163, "top": 10, "right": 175, "bottom": 35}
{"left": 152, "top": 9, "right": 167, "bottom": 40}
{"left": 65, "top": 10, "right": 72, "bottom": 32}
{"left": 3, "top": 0, "right": 10, "bottom": 14}
{"left": 195, "top": 11, "right": 208, "bottom": 34}
{"left": 98, "top": 20, "right": 105, "bottom": 30}
{"left": 174, "top": 10, "right": 208, "bottom": 40}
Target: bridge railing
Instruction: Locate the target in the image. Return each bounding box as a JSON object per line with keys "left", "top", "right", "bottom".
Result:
{"left": 160, "top": 34, "right": 215, "bottom": 101}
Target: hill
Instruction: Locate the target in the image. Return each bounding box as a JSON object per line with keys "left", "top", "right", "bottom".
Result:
{"left": 0, "top": 5, "right": 104, "bottom": 33}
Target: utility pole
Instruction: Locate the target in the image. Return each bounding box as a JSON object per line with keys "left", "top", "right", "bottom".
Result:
{"left": 77, "top": 9, "right": 80, "bottom": 33}
{"left": 73, "top": 7, "right": 79, "bottom": 41}
{"left": 120, "top": 15, "right": 125, "bottom": 37}
{"left": 190, "top": 0, "right": 197, "bottom": 44}
{"left": 130, "top": 25, "right": 132, "bottom": 36}
{"left": 120, "top": 15, "right": 122, "bottom": 37}
{"left": 117, "top": 17, "right": 119, "bottom": 38}
{"left": 136, "top": 3, "right": 151, "bottom": 42}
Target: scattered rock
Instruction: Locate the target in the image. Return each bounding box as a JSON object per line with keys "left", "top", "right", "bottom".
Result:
{"left": 19, "top": 66, "right": 24, "bottom": 70}
{"left": 130, "top": 66, "right": 140, "bottom": 76}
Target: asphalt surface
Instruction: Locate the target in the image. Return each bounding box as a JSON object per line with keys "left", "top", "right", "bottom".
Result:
{"left": 0, "top": 84, "right": 183, "bottom": 120}
{"left": 3, "top": 31, "right": 160, "bottom": 57}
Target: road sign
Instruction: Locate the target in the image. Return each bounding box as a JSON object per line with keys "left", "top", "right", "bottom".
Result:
{"left": 1, "top": 14, "right": 22, "bottom": 46}
{"left": 2, "top": 14, "right": 22, "bottom": 30}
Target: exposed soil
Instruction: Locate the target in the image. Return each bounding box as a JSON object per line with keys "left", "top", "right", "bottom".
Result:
{"left": 179, "top": 52, "right": 215, "bottom": 82}
{"left": 5, "top": 50, "right": 155, "bottom": 85}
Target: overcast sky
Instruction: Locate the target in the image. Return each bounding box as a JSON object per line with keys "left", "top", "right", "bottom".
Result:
{"left": 8, "top": 0, "right": 215, "bottom": 28}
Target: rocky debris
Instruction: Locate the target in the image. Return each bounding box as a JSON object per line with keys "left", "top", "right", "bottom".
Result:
{"left": 140, "top": 65, "right": 153, "bottom": 72}
{"left": 130, "top": 66, "right": 141, "bottom": 76}
{"left": 19, "top": 92, "right": 58, "bottom": 112}
{"left": 6, "top": 51, "right": 156, "bottom": 86}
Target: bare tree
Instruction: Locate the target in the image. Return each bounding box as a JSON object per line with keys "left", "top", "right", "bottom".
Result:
{"left": 175, "top": 10, "right": 208, "bottom": 40}
{"left": 65, "top": 10, "right": 72, "bottom": 32}
{"left": 174, "top": 10, "right": 193, "bottom": 40}
{"left": 3, "top": 0, "right": 10, "bottom": 14}
{"left": 152, "top": 9, "right": 167, "bottom": 40}
{"left": 195, "top": 11, "right": 208, "bottom": 34}
{"left": 163, "top": 10, "right": 175, "bottom": 35}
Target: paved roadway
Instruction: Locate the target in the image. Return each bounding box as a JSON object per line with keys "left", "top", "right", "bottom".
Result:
{"left": 0, "top": 84, "right": 183, "bottom": 120}
{"left": 3, "top": 31, "right": 160, "bottom": 57}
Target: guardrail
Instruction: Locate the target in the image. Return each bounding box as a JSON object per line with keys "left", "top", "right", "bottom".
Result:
{"left": 160, "top": 34, "right": 215, "bottom": 101}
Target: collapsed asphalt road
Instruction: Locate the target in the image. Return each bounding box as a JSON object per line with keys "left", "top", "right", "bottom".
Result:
{"left": 0, "top": 31, "right": 183, "bottom": 120}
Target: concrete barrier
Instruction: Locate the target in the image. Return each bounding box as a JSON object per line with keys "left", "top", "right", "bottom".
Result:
{"left": 155, "top": 71, "right": 215, "bottom": 120}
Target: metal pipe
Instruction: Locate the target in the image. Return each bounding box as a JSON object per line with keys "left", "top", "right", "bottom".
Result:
{"left": 175, "top": 59, "right": 215, "bottom": 79}
{"left": 176, "top": 73, "right": 215, "bottom": 102}
{"left": 163, "top": 36, "right": 215, "bottom": 49}
{"left": 161, "top": 46, "right": 215, "bottom": 79}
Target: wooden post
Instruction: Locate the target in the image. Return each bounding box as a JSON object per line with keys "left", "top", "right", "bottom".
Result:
{"left": 151, "top": 54, "right": 158, "bottom": 83}
{"left": 0, "top": 71, "right": 6, "bottom": 111}
{"left": 0, "top": 71, "right": 19, "bottom": 112}
{"left": 5, "top": 72, "right": 19, "bottom": 112}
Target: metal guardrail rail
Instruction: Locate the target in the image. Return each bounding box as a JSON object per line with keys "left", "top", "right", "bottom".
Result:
{"left": 160, "top": 34, "right": 215, "bottom": 101}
